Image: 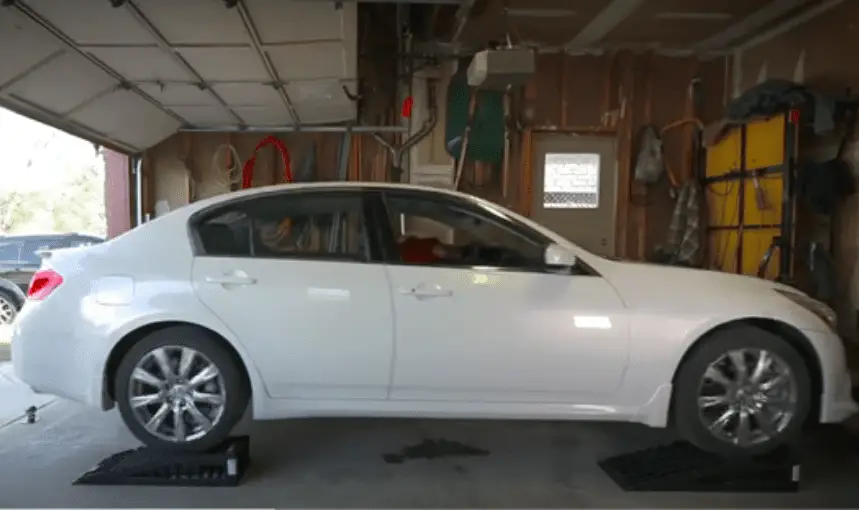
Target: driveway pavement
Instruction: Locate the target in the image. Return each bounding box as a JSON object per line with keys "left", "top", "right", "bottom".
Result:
{"left": 0, "top": 400, "right": 858, "bottom": 508}
{"left": 0, "top": 325, "right": 10, "bottom": 362}
{"left": 0, "top": 362, "right": 55, "bottom": 428}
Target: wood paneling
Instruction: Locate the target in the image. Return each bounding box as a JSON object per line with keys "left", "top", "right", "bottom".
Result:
{"left": 511, "top": 52, "right": 726, "bottom": 260}
{"left": 144, "top": 46, "right": 726, "bottom": 264}
{"left": 738, "top": 1, "right": 859, "bottom": 340}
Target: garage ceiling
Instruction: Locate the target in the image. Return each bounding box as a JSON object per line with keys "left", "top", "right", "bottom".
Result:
{"left": 0, "top": 0, "right": 358, "bottom": 153}
{"left": 453, "top": 0, "right": 819, "bottom": 54}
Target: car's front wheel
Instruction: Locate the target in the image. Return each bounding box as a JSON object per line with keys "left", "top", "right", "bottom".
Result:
{"left": 114, "top": 326, "right": 249, "bottom": 452}
{"left": 672, "top": 325, "right": 812, "bottom": 457}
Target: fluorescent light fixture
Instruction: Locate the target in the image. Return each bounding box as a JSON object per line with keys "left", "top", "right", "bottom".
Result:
{"left": 507, "top": 8, "right": 576, "bottom": 18}
{"left": 656, "top": 12, "right": 732, "bottom": 20}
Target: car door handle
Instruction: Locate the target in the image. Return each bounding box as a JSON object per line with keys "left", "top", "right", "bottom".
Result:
{"left": 205, "top": 275, "right": 257, "bottom": 286}
{"left": 398, "top": 285, "right": 453, "bottom": 299}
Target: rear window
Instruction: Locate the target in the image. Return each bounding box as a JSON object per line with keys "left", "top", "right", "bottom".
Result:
{"left": 19, "top": 239, "right": 66, "bottom": 265}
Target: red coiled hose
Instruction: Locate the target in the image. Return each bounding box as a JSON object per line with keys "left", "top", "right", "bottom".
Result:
{"left": 241, "top": 135, "right": 292, "bottom": 189}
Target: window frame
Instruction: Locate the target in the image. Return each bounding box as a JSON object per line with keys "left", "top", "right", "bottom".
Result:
{"left": 11, "top": 237, "right": 66, "bottom": 266}
{"left": 188, "top": 188, "right": 386, "bottom": 264}
{"left": 541, "top": 151, "right": 602, "bottom": 210}
{"left": 370, "top": 189, "right": 595, "bottom": 275}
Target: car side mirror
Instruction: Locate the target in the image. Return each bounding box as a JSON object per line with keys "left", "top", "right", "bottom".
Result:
{"left": 544, "top": 243, "right": 578, "bottom": 267}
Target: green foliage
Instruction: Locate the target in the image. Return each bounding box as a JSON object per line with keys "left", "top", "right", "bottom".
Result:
{"left": 0, "top": 161, "right": 105, "bottom": 237}
{"left": 49, "top": 162, "right": 106, "bottom": 236}
{"left": 0, "top": 190, "right": 44, "bottom": 232}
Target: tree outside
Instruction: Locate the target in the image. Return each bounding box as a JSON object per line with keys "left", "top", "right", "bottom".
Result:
{"left": 0, "top": 109, "right": 106, "bottom": 237}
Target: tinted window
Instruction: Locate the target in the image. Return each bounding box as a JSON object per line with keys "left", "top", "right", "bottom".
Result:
{"left": 385, "top": 195, "right": 546, "bottom": 268}
{"left": 71, "top": 237, "right": 101, "bottom": 247}
{"left": 20, "top": 239, "right": 66, "bottom": 265}
{"left": 196, "top": 192, "right": 369, "bottom": 261}
{"left": 0, "top": 242, "right": 19, "bottom": 263}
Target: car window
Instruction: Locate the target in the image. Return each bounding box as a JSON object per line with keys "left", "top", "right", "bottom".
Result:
{"left": 384, "top": 195, "right": 546, "bottom": 269}
{"left": 0, "top": 242, "right": 20, "bottom": 263}
{"left": 195, "top": 192, "right": 370, "bottom": 261}
{"left": 19, "top": 239, "right": 65, "bottom": 265}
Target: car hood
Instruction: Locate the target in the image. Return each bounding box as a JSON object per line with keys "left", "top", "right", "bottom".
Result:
{"left": 595, "top": 258, "right": 800, "bottom": 309}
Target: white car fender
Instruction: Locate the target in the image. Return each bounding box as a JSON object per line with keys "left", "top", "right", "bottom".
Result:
{"left": 99, "top": 307, "right": 269, "bottom": 414}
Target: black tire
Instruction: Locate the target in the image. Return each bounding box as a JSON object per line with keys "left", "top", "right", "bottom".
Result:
{"left": 672, "top": 325, "right": 812, "bottom": 457}
{"left": 0, "top": 288, "right": 21, "bottom": 325}
{"left": 115, "top": 325, "right": 250, "bottom": 452}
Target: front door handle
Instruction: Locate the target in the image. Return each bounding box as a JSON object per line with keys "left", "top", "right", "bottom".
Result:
{"left": 398, "top": 284, "right": 453, "bottom": 300}
{"left": 205, "top": 274, "right": 257, "bottom": 286}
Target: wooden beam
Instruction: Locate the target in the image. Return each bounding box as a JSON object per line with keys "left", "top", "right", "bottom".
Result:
{"left": 565, "top": 0, "right": 645, "bottom": 51}
{"left": 691, "top": 0, "right": 814, "bottom": 53}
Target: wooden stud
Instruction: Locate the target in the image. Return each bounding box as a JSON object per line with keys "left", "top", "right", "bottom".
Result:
{"left": 519, "top": 127, "right": 533, "bottom": 217}
{"left": 561, "top": 54, "right": 569, "bottom": 128}
{"left": 614, "top": 54, "right": 635, "bottom": 259}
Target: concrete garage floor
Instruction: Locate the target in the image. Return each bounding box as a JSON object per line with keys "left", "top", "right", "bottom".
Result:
{"left": 0, "top": 400, "right": 858, "bottom": 508}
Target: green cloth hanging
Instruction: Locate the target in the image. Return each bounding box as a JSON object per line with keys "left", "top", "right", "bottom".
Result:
{"left": 444, "top": 70, "right": 505, "bottom": 166}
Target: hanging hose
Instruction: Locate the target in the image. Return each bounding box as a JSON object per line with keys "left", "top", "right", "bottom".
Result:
{"left": 242, "top": 136, "right": 292, "bottom": 189}
{"left": 210, "top": 143, "right": 243, "bottom": 190}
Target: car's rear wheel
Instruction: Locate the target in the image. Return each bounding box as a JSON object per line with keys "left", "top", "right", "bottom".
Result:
{"left": 115, "top": 326, "right": 249, "bottom": 452}
{"left": 672, "top": 325, "right": 812, "bottom": 457}
{"left": 0, "top": 290, "right": 21, "bottom": 325}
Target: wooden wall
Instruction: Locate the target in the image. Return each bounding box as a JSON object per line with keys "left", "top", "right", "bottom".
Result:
{"left": 737, "top": 1, "right": 859, "bottom": 340}
{"left": 141, "top": 51, "right": 728, "bottom": 263}
{"left": 512, "top": 52, "right": 727, "bottom": 260}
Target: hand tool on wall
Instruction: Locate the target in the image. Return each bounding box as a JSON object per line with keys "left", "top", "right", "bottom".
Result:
{"left": 373, "top": 87, "right": 438, "bottom": 183}
{"left": 454, "top": 89, "right": 478, "bottom": 190}
{"left": 501, "top": 89, "right": 511, "bottom": 200}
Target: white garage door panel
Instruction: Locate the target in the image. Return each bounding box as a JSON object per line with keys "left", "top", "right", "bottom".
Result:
{"left": 233, "top": 105, "right": 295, "bottom": 126}
{"left": 1, "top": 0, "right": 359, "bottom": 151}
{"left": 25, "top": 0, "right": 154, "bottom": 45}
{"left": 177, "top": 47, "right": 270, "bottom": 82}
{"left": 7, "top": 52, "right": 117, "bottom": 115}
{"left": 286, "top": 79, "right": 355, "bottom": 124}
{"left": 134, "top": 0, "right": 249, "bottom": 45}
{"left": 0, "top": 10, "right": 64, "bottom": 87}
{"left": 87, "top": 47, "right": 193, "bottom": 82}
{"left": 69, "top": 89, "right": 181, "bottom": 149}
{"left": 169, "top": 105, "right": 237, "bottom": 127}
{"left": 137, "top": 83, "right": 220, "bottom": 108}
{"left": 244, "top": 0, "right": 354, "bottom": 43}
{"left": 212, "top": 83, "right": 284, "bottom": 107}
{"left": 268, "top": 42, "right": 348, "bottom": 82}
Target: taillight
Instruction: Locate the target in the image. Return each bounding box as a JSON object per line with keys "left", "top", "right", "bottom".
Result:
{"left": 28, "top": 269, "right": 64, "bottom": 300}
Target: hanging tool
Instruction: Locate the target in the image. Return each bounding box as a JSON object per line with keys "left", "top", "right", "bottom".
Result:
{"left": 373, "top": 89, "right": 437, "bottom": 183}
{"left": 329, "top": 131, "right": 354, "bottom": 252}
{"left": 659, "top": 117, "right": 704, "bottom": 189}
{"left": 241, "top": 136, "right": 292, "bottom": 189}
{"left": 750, "top": 170, "right": 771, "bottom": 211}
{"left": 501, "top": 88, "right": 511, "bottom": 200}
{"left": 454, "top": 89, "right": 478, "bottom": 190}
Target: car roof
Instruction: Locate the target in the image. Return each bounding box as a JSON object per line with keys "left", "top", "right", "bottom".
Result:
{"left": 0, "top": 234, "right": 73, "bottom": 241}
{"left": 186, "top": 181, "right": 484, "bottom": 213}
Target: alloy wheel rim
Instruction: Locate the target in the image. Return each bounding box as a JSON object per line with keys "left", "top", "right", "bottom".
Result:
{"left": 0, "top": 297, "right": 16, "bottom": 325}
{"left": 128, "top": 346, "right": 227, "bottom": 443}
{"left": 697, "top": 348, "right": 798, "bottom": 448}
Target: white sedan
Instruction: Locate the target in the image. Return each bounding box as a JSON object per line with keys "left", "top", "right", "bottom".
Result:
{"left": 11, "top": 182, "right": 858, "bottom": 457}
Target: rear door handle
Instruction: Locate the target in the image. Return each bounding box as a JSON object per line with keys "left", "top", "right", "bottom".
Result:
{"left": 398, "top": 284, "right": 453, "bottom": 299}
{"left": 205, "top": 274, "right": 257, "bottom": 286}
